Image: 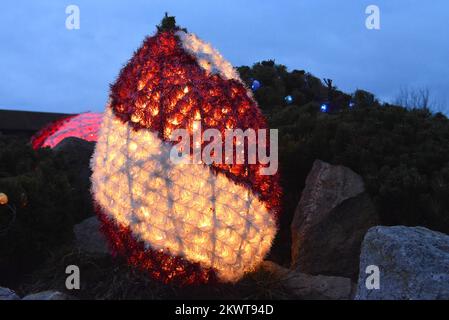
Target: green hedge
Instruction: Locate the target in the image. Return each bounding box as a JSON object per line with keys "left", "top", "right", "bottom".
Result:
{"left": 0, "top": 136, "right": 89, "bottom": 286}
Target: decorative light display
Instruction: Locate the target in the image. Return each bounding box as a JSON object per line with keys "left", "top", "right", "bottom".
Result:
{"left": 251, "top": 79, "right": 261, "bottom": 91}
{"left": 349, "top": 101, "right": 355, "bottom": 108}
{"left": 0, "top": 193, "right": 8, "bottom": 206}
{"left": 91, "top": 22, "right": 281, "bottom": 285}
{"left": 31, "top": 112, "right": 102, "bottom": 149}
{"left": 320, "top": 103, "right": 328, "bottom": 113}
{"left": 284, "top": 95, "right": 293, "bottom": 104}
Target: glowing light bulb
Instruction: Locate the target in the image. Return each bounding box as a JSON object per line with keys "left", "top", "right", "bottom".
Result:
{"left": 251, "top": 80, "right": 261, "bottom": 91}
{"left": 284, "top": 95, "right": 293, "bottom": 104}
{"left": 131, "top": 114, "right": 142, "bottom": 123}
{"left": 0, "top": 193, "right": 8, "bottom": 205}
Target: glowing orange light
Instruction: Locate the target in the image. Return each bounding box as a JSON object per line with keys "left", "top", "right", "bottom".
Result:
{"left": 92, "top": 26, "right": 281, "bottom": 285}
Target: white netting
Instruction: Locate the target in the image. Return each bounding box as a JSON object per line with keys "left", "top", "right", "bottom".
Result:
{"left": 91, "top": 107, "right": 277, "bottom": 282}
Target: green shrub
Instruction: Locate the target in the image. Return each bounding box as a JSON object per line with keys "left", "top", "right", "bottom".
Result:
{"left": 0, "top": 136, "right": 88, "bottom": 286}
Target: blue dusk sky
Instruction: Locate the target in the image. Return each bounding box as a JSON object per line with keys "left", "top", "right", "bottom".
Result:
{"left": 0, "top": 0, "right": 448, "bottom": 114}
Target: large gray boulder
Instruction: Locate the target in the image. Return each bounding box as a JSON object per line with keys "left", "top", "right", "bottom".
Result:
{"left": 260, "top": 261, "right": 353, "bottom": 300}
{"left": 0, "top": 287, "right": 20, "bottom": 300}
{"left": 73, "top": 216, "right": 110, "bottom": 256}
{"left": 291, "top": 160, "right": 379, "bottom": 279}
{"left": 22, "top": 290, "right": 74, "bottom": 300}
{"left": 356, "top": 226, "right": 449, "bottom": 300}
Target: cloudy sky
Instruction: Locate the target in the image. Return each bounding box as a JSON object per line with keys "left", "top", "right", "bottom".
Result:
{"left": 0, "top": 0, "right": 448, "bottom": 114}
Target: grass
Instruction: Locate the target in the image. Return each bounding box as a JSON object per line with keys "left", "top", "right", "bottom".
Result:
{"left": 16, "top": 244, "right": 293, "bottom": 300}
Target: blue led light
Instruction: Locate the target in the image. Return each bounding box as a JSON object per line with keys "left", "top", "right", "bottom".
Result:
{"left": 251, "top": 80, "right": 261, "bottom": 91}
{"left": 320, "top": 104, "right": 328, "bottom": 112}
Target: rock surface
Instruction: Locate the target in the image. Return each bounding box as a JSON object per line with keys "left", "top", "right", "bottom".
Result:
{"left": 284, "top": 272, "right": 353, "bottom": 300}
{"left": 73, "top": 216, "right": 110, "bottom": 256}
{"left": 22, "top": 290, "right": 74, "bottom": 300}
{"left": 291, "top": 160, "right": 379, "bottom": 279}
{"left": 0, "top": 287, "right": 20, "bottom": 300}
{"left": 259, "top": 260, "right": 290, "bottom": 278}
{"left": 260, "top": 261, "right": 353, "bottom": 300}
{"left": 356, "top": 226, "right": 449, "bottom": 300}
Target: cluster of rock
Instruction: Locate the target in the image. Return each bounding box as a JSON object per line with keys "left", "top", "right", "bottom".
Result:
{"left": 266, "top": 160, "right": 449, "bottom": 300}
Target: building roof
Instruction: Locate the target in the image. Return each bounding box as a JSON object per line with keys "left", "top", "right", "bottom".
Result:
{"left": 0, "top": 109, "right": 72, "bottom": 133}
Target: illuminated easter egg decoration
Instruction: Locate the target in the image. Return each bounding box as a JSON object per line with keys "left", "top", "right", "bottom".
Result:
{"left": 91, "top": 15, "right": 281, "bottom": 285}
{"left": 31, "top": 112, "right": 102, "bottom": 149}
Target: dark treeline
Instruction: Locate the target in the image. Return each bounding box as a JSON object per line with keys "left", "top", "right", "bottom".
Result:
{"left": 238, "top": 61, "right": 449, "bottom": 263}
